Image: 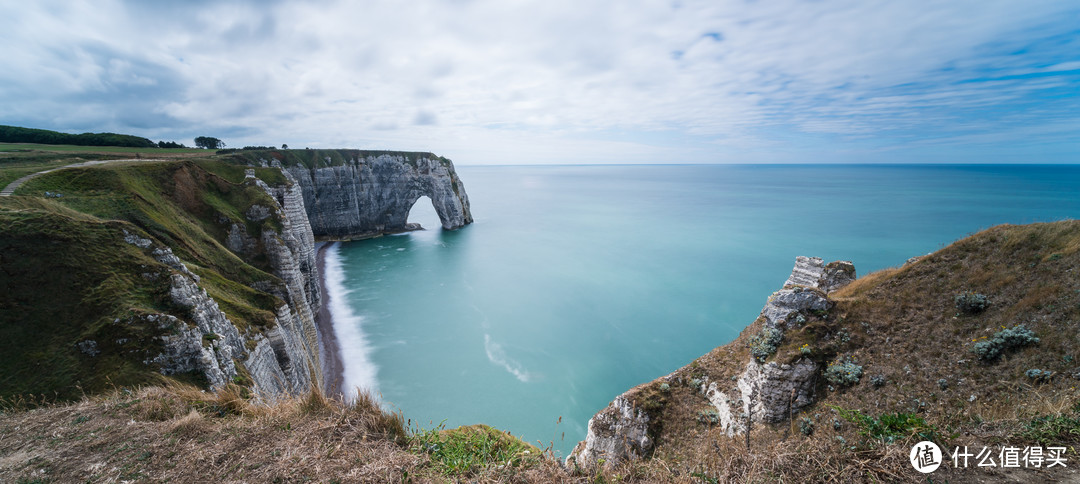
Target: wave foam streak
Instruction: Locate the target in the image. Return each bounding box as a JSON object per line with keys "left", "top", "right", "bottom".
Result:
{"left": 324, "top": 243, "right": 380, "bottom": 401}
{"left": 484, "top": 334, "right": 531, "bottom": 383}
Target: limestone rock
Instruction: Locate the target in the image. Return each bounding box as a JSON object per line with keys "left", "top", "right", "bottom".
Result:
{"left": 281, "top": 153, "right": 473, "bottom": 239}
{"left": 737, "top": 359, "right": 819, "bottom": 423}
{"left": 165, "top": 273, "right": 243, "bottom": 388}
{"left": 226, "top": 223, "right": 257, "bottom": 254}
{"left": 76, "top": 340, "right": 100, "bottom": 357}
{"left": 821, "top": 261, "right": 856, "bottom": 293}
{"left": 784, "top": 256, "right": 826, "bottom": 287}
{"left": 246, "top": 204, "right": 271, "bottom": 221}
{"left": 151, "top": 246, "right": 199, "bottom": 281}
{"left": 568, "top": 395, "right": 652, "bottom": 469}
{"left": 782, "top": 256, "right": 856, "bottom": 294}
{"left": 761, "top": 288, "right": 832, "bottom": 328}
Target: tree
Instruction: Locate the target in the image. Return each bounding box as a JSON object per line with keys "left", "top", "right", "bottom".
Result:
{"left": 194, "top": 136, "right": 224, "bottom": 149}
{"left": 281, "top": 143, "right": 288, "bottom": 149}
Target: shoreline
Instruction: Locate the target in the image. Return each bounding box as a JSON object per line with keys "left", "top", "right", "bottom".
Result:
{"left": 315, "top": 241, "right": 346, "bottom": 398}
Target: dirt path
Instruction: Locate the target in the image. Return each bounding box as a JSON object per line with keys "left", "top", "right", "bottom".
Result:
{"left": 0, "top": 158, "right": 167, "bottom": 196}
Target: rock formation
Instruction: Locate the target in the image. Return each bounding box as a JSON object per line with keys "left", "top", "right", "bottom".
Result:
{"left": 125, "top": 169, "right": 328, "bottom": 400}
{"left": 270, "top": 152, "right": 473, "bottom": 239}
{"left": 569, "top": 256, "right": 856, "bottom": 469}
{"left": 129, "top": 152, "right": 471, "bottom": 401}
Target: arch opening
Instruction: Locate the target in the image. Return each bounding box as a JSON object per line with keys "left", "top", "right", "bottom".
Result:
{"left": 406, "top": 195, "right": 442, "bottom": 232}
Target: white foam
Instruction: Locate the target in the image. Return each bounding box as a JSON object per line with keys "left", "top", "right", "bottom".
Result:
{"left": 484, "top": 334, "right": 532, "bottom": 383}
{"left": 324, "top": 243, "right": 380, "bottom": 401}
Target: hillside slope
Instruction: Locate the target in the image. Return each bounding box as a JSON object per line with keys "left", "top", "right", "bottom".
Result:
{"left": 0, "top": 158, "right": 321, "bottom": 401}
{"left": 568, "top": 221, "right": 1080, "bottom": 482}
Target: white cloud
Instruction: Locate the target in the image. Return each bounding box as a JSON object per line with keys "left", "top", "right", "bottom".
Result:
{"left": 0, "top": 0, "right": 1077, "bottom": 163}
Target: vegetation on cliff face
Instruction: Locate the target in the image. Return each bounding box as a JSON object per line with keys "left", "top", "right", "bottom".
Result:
{"left": 0, "top": 157, "right": 296, "bottom": 400}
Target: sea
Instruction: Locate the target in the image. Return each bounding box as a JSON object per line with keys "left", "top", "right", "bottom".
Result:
{"left": 323, "top": 164, "right": 1080, "bottom": 456}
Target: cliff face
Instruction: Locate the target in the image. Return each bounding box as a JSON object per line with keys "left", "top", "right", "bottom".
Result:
{"left": 568, "top": 256, "right": 855, "bottom": 469}
{"left": 146, "top": 152, "right": 473, "bottom": 400}
{"left": 273, "top": 152, "right": 473, "bottom": 239}
{"left": 1, "top": 151, "right": 471, "bottom": 404}
{"left": 126, "top": 170, "right": 324, "bottom": 400}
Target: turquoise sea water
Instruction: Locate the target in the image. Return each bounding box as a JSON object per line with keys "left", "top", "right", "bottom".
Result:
{"left": 325, "top": 164, "right": 1080, "bottom": 456}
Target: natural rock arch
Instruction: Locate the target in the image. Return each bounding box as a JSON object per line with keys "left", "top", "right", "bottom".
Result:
{"left": 283, "top": 152, "right": 473, "bottom": 239}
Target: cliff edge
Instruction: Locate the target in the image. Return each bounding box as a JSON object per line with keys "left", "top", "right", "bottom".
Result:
{"left": 229, "top": 149, "right": 473, "bottom": 239}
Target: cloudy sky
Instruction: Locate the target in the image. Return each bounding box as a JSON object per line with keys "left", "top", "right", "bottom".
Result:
{"left": 2, "top": 0, "right": 1078, "bottom": 164}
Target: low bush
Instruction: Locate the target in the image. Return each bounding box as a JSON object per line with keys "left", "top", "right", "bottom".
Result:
{"left": 870, "top": 374, "right": 886, "bottom": 388}
{"left": 749, "top": 326, "right": 783, "bottom": 363}
{"left": 972, "top": 325, "right": 1039, "bottom": 361}
{"left": 955, "top": 291, "right": 990, "bottom": 314}
{"left": 1025, "top": 369, "right": 1053, "bottom": 383}
{"left": 825, "top": 357, "right": 863, "bottom": 387}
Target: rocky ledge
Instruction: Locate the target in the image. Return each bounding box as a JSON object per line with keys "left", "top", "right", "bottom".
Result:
{"left": 568, "top": 256, "right": 856, "bottom": 469}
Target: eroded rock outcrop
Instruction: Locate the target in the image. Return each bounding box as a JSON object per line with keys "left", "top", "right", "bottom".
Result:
{"left": 569, "top": 256, "right": 856, "bottom": 469}
{"left": 124, "top": 168, "right": 327, "bottom": 401}
{"left": 272, "top": 152, "right": 473, "bottom": 239}
{"left": 569, "top": 395, "right": 653, "bottom": 469}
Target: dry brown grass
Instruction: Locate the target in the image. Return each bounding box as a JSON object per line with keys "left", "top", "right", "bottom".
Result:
{"left": 0, "top": 383, "right": 573, "bottom": 482}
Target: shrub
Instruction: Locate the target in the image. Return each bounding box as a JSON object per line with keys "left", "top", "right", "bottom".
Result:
{"left": 825, "top": 357, "right": 863, "bottom": 387}
{"left": 955, "top": 291, "right": 990, "bottom": 314}
{"left": 799, "top": 417, "right": 814, "bottom": 436}
{"left": 937, "top": 378, "right": 949, "bottom": 390}
{"left": 972, "top": 325, "right": 1040, "bottom": 361}
{"left": 1026, "top": 369, "right": 1053, "bottom": 383}
{"left": 749, "top": 326, "right": 783, "bottom": 363}
{"left": 870, "top": 374, "right": 886, "bottom": 388}
{"left": 698, "top": 408, "right": 720, "bottom": 425}
{"left": 799, "top": 344, "right": 811, "bottom": 356}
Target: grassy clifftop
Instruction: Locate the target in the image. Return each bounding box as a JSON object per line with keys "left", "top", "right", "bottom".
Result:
{"left": 222, "top": 148, "right": 453, "bottom": 170}
{"left": 0, "top": 158, "right": 295, "bottom": 400}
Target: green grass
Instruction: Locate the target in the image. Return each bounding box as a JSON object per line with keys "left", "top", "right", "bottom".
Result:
{"left": 16, "top": 160, "right": 289, "bottom": 320}
{"left": 0, "top": 151, "right": 129, "bottom": 189}
{"left": 1019, "top": 403, "right": 1080, "bottom": 445}
{"left": 1, "top": 159, "right": 301, "bottom": 400}
{"left": 0, "top": 197, "right": 173, "bottom": 400}
{"left": 0, "top": 142, "right": 205, "bottom": 154}
{"left": 832, "top": 406, "right": 939, "bottom": 444}
{"left": 410, "top": 423, "right": 542, "bottom": 477}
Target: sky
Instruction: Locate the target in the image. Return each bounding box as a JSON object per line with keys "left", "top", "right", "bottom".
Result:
{"left": 1, "top": 0, "right": 1079, "bottom": 165}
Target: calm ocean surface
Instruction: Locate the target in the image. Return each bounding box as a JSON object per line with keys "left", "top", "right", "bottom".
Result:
{"left": 324, "top": 164, "right": 1080, "bottom": 455}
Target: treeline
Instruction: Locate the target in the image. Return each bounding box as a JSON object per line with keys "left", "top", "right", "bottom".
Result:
{"left": 0, "top": 125, "right": 158, "bottom": 148}
{"left": 216, "top": 145, "right": 285, "bottom": 154}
